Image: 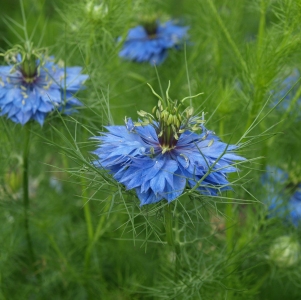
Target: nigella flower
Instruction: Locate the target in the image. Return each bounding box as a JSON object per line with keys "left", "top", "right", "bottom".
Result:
{"left": 92, "top": 84, "right": 245, "bottom": 206}
{"left": 273, "top": 69, "right": 301, "bottom": 112}
{"left": 0, "top": 45, "right": 88, "bottom": 125}
{"left": 262, "top": 166, "right": 301, "bottom": 226}
{"left": 119, "top": 20, "right": 189, "bottom": 65}
{"left": 289, "top": 188, "right": 301, "bottom": 226}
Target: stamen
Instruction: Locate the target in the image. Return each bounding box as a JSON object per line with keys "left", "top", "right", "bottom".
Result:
{"left": 21, "top": 92, "right": 28, "bottom": 99}
{"left": 208, "top": 139, "right": 214, "bottom": 147}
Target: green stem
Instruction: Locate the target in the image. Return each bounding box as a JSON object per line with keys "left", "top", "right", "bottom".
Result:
{"left": 246, "top": 0, "right": 266, "bottom": 130}
{"left": 219, "top": 119, "right": 224, "bottom": 138}
{"left": 225, "top": 192, "right": 235, "bottom": 295}
{"left": 250, "top": 269, "right": 270, "bottom": 293}
{"left": 81, "top": 176, "right": 94, "bottom": 245}
{"left": 257, "top": 0, "right": 266, "bottom": 62}
{"left": 225, "top": 196, "right": 234, "bottom": 253}
{"left": 164, "top": 204, "right": 181, "bottom": 282}
{"left": 164, "top": 204, "right": 174, "bottom": 247}
{"left": 23, "top": 122, "right": 35, "bottom": 264}
{"left": 205, "top": 0, "right": 248, "bottom": 73}
{"left": 84, "top": 199, "right": 112, "bottom": 269}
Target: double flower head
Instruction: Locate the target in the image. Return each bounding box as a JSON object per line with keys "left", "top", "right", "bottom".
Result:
{"left": 0, "top": 43, "right": 88, "bottom": 125}
{"left": 92, "top": 84, "right": 245, "bottom": 205}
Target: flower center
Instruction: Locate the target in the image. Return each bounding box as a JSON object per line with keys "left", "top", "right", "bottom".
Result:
{"left": 135, "top": 83, "right": 205, "bottom": 154}
{"left": 137, "top": 100, "right": 183, "bottom": 154}
{"left": 156, "top": 106, "right": 182, "bottom": 153}
{"left": 142, "top": 20, "right": 158, "bottom": 38}
{"left": 144, "top": 24, "right": 158, "bottom": 39}
{"left": 21, "top": 54, "right": 38, "bottom": 83}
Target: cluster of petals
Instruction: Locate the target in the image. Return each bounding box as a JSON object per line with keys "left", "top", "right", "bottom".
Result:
{"left": 262, "top": 166, "right": 301, "bottom": 226}
{"left": 0, "top": 55, "right": 88, "bottom": 125}
{"left": 119, "top": 20, "right": 189, "bottom": 65}
{"left": 92, "top": 119, "right": 245, "bottom": 206}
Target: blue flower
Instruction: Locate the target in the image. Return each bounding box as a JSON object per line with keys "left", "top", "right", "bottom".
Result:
{"left": 0, "top": 53, "right": 88, "bottom": 125}
{"left": 273, "top": 69, "right": 301, "bottom": 112}
{"left": 261, "top": 166, "right": 288, "bottom": 195}
{"left": 289, "top": 187, "right": 301, "bottom": 227}
{"left": 92, "top": 86, "right": 245, "bottom": 206}
{"left": 262, "top": 166, "right": 301, "bottom": 227}
{"left": 119, "top": 20, "right": 189, "bottom": 65}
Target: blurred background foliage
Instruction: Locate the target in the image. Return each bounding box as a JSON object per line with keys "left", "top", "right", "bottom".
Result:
{"left": 1, "top": 0, "right": 301, "bottom": 299}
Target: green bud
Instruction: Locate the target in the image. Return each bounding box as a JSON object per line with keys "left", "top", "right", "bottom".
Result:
{"left": 85, "top": 1, "right": 108, "bottom": 20}
{"left": 269, "top": 236, "right": 300, "bottom": 267}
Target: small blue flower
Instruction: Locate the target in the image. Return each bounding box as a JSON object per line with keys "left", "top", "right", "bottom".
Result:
{"left": 261, "top": 166, "right": 288, "bottom": 195}
{"left": 92, "top": 86, "right": 245, "bottom": 206}
{"left": 273, "top": 69, "right": 301, "bottom": 112}
{"left": 0, "top": 53, "right": 88, "bottom": 125}
{"left": 119, "top": 20, "right": 189, "bottom": 65}
{"left": 289, "top": 187, "right": 301, "bottom": 227}
{"left": 262, "top": 166, "right": 301, "bottom": 227}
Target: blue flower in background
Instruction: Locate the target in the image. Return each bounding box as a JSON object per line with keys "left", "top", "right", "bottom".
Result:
{"left": 262, "top": 166, "right": 301, "bottom": 226}
{"left": 92, "top": 85, "right": 245, "bottom": 206}
{"left": 289, "top": 187, "right": 301, "bottom": 226}
{"left": 273, "top": 69, "right": 301, "bottom": 112}
{"left": 119, "top": 20, "right": 189, "bottom": 65}
{"left": 0, "top": 53, "right": 88, "bottom": 125}
{"left": 261, "top": 166, "right": 288, "bottom": 195}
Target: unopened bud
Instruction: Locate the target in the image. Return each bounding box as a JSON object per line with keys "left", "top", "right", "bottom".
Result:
{"left": 269, "top": 236, "right": 300, "bottom": 267}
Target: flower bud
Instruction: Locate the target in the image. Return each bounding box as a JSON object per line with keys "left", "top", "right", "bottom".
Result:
{"left": 269, "top": 236, "right": 300, "bottom": 267}
{"left": 85, "top": 1, "right": 108, "bottom": 20}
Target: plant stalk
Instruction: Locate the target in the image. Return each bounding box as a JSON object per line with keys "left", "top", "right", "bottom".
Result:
{"left": 164, "top": 204, "right": 181, "bottom": 282}
{"left": 23, "top": 122, "right": 35, "bottom": 264}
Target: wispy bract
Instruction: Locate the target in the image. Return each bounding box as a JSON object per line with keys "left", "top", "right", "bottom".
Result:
{"left": 119, "top": 20, "right": 189, "bottom": 65}
{"left": 0, "top": 45, "right": 88, "bottom": 125}
{"left": 92, "top": 84, "right": 245, "bottom": 205}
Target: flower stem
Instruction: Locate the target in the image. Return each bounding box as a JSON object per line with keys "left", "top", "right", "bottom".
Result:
{"left": 164, "top": 204, "right": 174, "bottom": 247}
{"left": 225, "top": 193, "right": 235, "bottom": 295}
{"left": 245, "top": 0, "right": 266, "bottom": 129}
{"left": 81, "top": 177, "right": 94, "bottom": 271}
{"left": 225, "top": 197, "right": 234, "bottom": 253}
{"left": 23, "top": 122, "right": 35, "bottom": 264}
{"left": 84, "top": 198, "right": 111, "bottom": 269}
{"left": 164, "top": 204, "right": 181, "bottom": 282}
{"left": 81, "top": 176, "right": 94, "bottom": 263}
